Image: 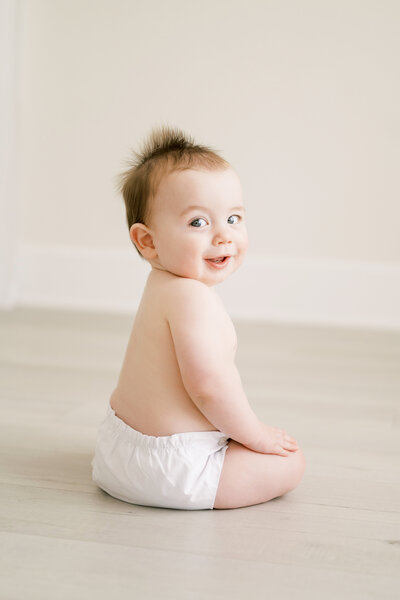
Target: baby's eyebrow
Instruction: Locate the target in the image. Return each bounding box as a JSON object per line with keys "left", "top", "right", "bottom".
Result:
{"left": 179, "top": 205, "right": 204, "bottom": 217}
{"left": 179, "top": 205, "right": 245, "bottom": 217}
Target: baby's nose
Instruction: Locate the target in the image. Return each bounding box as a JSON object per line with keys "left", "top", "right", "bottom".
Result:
{"left": 213, "top": 229, "right": 232, "bottom": 246}
{"left": 214, "top": 237, "right": 232, "bottom": 247}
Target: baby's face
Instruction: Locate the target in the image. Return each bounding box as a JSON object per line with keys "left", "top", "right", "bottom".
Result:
{"left": 146, "top": 167, "right": 248, "bottom": 286}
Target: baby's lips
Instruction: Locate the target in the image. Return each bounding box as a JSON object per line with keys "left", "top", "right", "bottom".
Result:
{"left": 205, "top": 254, "right": 231, "bottom": 260}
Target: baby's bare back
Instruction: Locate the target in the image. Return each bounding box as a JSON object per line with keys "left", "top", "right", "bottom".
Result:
{"left": 110, "top": 269, "right": 237, "bottom": 436}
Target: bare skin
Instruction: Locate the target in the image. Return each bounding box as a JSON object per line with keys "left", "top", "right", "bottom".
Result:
{"left": 111, "top": 269, "right": 298, "bottom": 456}
{"left": 111, "top": 167, "right": 305, "bottom": 508}
{"left": 110, "top": 269, "right": 225, "bottom": 436}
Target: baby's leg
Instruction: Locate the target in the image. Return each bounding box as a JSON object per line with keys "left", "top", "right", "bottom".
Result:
{"left": 214, "top": 441, "right": 305, "bottom": 509}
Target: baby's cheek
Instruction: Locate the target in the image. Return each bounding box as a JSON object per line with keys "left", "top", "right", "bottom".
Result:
{"left": 241, "top": 230, "right": 249, "bottom": 251}
{"left": 176, "top": 251, "right": 197, "bottom": 278}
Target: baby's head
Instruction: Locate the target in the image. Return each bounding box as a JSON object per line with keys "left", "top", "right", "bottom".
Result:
{"left": 118, "top": 126, "right": 248, "bottom": 287}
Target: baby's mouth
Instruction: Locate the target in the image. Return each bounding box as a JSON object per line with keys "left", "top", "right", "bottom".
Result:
{"left": 205, "top": 256, "right": 231, "bottom": 269}
{"left": 207, "top": 256, "right": 227, "bottom": 263}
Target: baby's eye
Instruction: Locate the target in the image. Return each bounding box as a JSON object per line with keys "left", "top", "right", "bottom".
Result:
{"left": 190, "top": 218, "right": 207, "bottom": 228}
{"left": 227, "top": 214, "right": 241, "bottom": 225}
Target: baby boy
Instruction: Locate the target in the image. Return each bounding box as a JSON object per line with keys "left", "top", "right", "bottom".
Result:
{"left": 91, "top": 126, "right": 305, "bottom": 510}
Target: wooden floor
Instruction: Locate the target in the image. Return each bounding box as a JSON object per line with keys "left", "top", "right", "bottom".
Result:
{"left": 0, "top": 307, "right": 399, "bottom": 599}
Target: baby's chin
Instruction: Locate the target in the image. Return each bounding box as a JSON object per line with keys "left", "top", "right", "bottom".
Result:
{"left": 152, "top": 256, "right": 240, "bottom": 286}
{"left": 163, "top": 269, "right": 227, "bottom": 287}
{"left": 195, "top": 256, "right": 238, "bottom": 286}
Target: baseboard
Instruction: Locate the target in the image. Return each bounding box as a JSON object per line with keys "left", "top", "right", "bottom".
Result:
{"left": 8, "top": 243, "right": 400, "bottom": 330}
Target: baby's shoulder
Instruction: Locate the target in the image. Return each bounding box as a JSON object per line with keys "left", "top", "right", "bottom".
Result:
{"left": 154, "top": 274, "right": 220, "bottom": 316}
{"left": 163, "top": 275, "right": 213, "bottom": 303}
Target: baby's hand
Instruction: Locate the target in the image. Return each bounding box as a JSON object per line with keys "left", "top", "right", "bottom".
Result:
{"left": 255, "top": 423, "right": 299, "bottom": 456}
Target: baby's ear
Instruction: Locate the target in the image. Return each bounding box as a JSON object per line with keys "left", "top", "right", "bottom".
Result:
{"left": 129, "top": 223, "right": 157, "bottom": 260}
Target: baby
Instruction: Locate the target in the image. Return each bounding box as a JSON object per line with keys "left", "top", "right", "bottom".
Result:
{"left": 91, "top": 126, "right": 305, "bottom": 510}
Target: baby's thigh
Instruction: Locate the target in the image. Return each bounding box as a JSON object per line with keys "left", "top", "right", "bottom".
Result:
{"left": 214, "top": 441, "right": 306, "bottom": 509}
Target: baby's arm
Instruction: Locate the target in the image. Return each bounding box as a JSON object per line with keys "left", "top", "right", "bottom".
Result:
{"left": 166, "top": 278, "right": 297, "bottom": 456}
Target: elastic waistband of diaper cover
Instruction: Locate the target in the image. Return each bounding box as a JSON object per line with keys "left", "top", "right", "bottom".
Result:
{"left": 104, "top": 405, "right": 230, "bottom": 450}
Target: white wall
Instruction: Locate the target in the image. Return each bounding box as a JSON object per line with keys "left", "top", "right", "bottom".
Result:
{"left": 0, "top": 0, "right": 19, "bottom": 306}
{"left": 5, "top": 0, "right": 400, "bottom": 327}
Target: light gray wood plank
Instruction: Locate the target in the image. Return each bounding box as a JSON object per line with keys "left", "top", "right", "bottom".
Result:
{"left": 1, "top": 531, "right": 399, "bottom": 600}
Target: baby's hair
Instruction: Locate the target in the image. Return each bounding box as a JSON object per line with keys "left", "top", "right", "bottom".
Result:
{"left": 116, "top": 125, "right": 231, "bottom": 257}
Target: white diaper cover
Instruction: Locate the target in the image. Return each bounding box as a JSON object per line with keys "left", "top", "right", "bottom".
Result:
{"left": 91, "top": 406, "right": 230, "bottom": 510}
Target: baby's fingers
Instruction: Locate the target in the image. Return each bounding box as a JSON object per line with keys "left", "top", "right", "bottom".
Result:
{"left": 277, "top": 448, "right": 290, "bottom": 457}
{"left": 283, "top": 440, "right": 299, "bottom": 451}
{"left": 274, "top": 443, "right": 289, "bottom": 457}
{"left": 284, "top": 433, "right": 298, "bottom": 445}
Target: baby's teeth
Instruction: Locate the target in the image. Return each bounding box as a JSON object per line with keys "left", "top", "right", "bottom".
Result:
{"left": 207, "top": 256, "right": 227, "bottom": 263}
